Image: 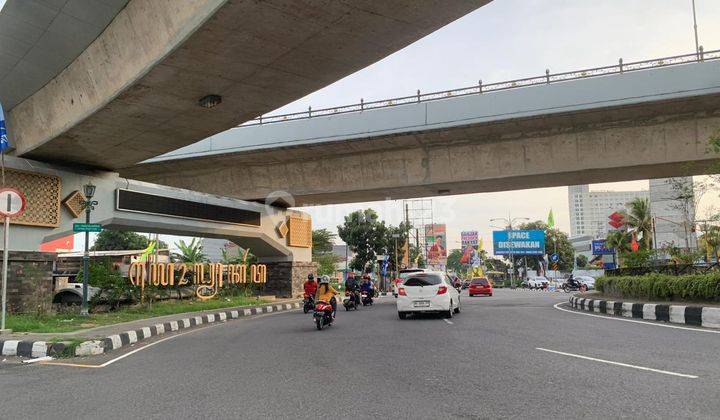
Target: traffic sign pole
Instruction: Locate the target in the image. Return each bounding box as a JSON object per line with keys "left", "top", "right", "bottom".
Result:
{"left": 1, "top": 216, "right": 9, "bottom": 331}
{"left": 0, "top": 188, "right": 26, "bottom": 333}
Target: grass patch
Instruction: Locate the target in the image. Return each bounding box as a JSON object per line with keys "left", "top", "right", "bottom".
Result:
{"left": 7, "top": 295, "right": 269, "bottom": 334}
{"left": 48, "top": 337, "right": 88, "bottom": 358}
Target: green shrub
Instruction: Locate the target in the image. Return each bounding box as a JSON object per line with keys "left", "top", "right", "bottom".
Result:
{"left": 596, "top": 272, "right": 720, "bottom": 302}
{"left": 77, "top": 258, "right": 139, "bottom": 308}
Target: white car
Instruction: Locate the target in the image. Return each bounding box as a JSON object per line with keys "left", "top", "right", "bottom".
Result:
{"left": 575, "top": 275, "right": 596, "bottom": 290}
{"left": 527, "top": 276, "right": 549, "bottom": 289}
{"left": 392, "top": 268, "right": 427, "bottom": 297}
{"left": 396, "top": 271, "right": 461, "bottom": 319}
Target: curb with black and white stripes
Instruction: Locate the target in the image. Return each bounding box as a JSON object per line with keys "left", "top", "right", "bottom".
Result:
{"left": 0, "top": 301, "right": 301, "bottom": 359}
{"left": 569, "top": 296, "right": 720, "bottom": 329}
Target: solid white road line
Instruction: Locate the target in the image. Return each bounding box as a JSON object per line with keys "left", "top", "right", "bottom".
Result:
{"left": 554, "top": 302, "right": 720, "bottom": 334}
{"left": 536, "top": 347, "right": 699, "bottom": 379}
{"left": 41, "top": 309, "right": 301, "bottom": 369}
{"left": 443, "top": 319, "right": 454, "bottom": 325}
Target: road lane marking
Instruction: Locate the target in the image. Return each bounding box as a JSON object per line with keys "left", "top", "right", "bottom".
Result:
{"left": 536, "top": 347, "right": 698, "bottom": 379}
{"left": 442, "top": 319, "right": 454, "bottom": 325}
{"left": 554, "top": 302, "right": 720, "bottom": 334}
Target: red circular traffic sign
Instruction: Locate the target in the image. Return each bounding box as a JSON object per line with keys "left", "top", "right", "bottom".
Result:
{"left": 0, "top": 188, "right": 26, "bottom": 218}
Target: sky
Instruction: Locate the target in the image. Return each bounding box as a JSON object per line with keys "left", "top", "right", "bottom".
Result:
{"left": 2, "top": 0, "right": 718, "bottom": 252}
{"left": 272, "top": 0, "right": 720, "bottom": 249}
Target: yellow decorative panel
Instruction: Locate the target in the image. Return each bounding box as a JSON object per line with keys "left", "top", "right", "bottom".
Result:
{"left": 288, "top": 216, "right": 311, "bottom": 248}
{"left": 1, "top": 169, "right": 61, "bottom": 227}
{"left": 62, "top": 190, "right": 86, "bottom": 219}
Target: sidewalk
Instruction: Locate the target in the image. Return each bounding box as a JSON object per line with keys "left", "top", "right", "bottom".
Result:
{"left": 0, "top": 299, "right": 301, "bottom": 359}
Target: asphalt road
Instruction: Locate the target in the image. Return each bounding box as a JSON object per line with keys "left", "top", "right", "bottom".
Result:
{"left": 1, "top": 289, "right": 719, "bottom": 419}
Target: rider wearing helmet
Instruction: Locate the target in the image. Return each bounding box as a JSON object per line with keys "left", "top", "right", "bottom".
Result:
{"left": 315, "top": 276, "right": 338, "bottom": 317}
{"left": 345, "top": 272, "right": 361, "bottom": 305}
{"left": 303, "top": 273, "right": 318, "bottom": 298}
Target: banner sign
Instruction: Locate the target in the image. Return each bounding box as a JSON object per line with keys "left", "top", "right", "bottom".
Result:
{"left": 492, "top": 230, "right": 545, "bottom": 256}
{"left": 426, "top": 224, "right": 447, "bottom": 265}
{"left": 591, "top": 239, "right": 615, "bottom": 255}
{"left": 461, "top": 231, "right": 479, "bottom": 248}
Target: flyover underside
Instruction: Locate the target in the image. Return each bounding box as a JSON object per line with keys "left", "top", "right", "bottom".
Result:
{"left": 125, "top": 95, "right": 720, "bottom": 205}
{"left": 9, "top": 0, "right": 489, "bottom": 169}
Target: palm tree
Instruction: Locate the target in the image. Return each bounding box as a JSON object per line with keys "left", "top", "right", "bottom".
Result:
{"left": 625, "top": 197, "right": 653, "bottom": 250}
{"left": 174, "top": 238, "right": 207, "bottom": 263}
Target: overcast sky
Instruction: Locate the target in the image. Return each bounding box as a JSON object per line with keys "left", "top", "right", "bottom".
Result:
{"left": 276, "top": 0, "right": 720, "bottom": 249}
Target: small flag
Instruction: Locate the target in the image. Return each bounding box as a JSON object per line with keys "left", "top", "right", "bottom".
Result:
{"left": 547, "top": 209, "right": 555, "bottom": 229}
{"left": 381, "top": 254, "right": 389, "bottom": 276}
{"left": 0, "top": 102, "right": 9, "bottom": 153}
{"left": 138, "top": 241, "right": 157, "bottom": 263}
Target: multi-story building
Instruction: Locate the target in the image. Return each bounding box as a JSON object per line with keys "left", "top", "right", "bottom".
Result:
{"left": 568, "top": 185, "right": 648, "bottom": 238}
{"left": 568, "top": 178, "right": 696, "bottom": 248}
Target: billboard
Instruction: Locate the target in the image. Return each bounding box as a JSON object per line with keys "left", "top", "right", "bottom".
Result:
{"left": 425, "top": 224, "right": 446, "bottom": 265}
{"left": 591, "top": 239, "right": 615, "bottom": 255}
{"left": 492, "top": 230, "right": 545, "bottom": 256}
{"left": 461, "top": 231, "right": 479, "bottom": 249}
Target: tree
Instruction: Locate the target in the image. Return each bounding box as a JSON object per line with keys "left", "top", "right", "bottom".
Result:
{"left": 92, "top": 230, "right": 148, "bottom": 251}
{"left": 446, "top": 249, "right": 464, "bottom": 274}
{"left": 381, "top": 223, "right": 411, "bottom": 273}
{"left": 408, "top": 245, "right": 426, "bottom": 269}
{"left": 517, "top": 221, "right": 574, "bottom": 271}
{"left": 312, "top": 229, "right": 339, "bottom": 276}
{"left": 337, "top": 209, "right": 388, "bottom": 272}
{"left": 312, "top": 229, "right": 335, "bottom": 255}
{"left": 173, "top": 238, "right": 207, "bottom": 263}
{"left": 485, "top": 257, "right": 508, "bottom": 273}
{"left": 625, "top": 197, "right": 653, "bottom": 250}
{"left": 575, "top": 254, "right": 588, "bottom": 268}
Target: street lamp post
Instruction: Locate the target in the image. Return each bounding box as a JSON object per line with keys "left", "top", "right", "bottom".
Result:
{"left": 490, "top": 216, "right": 529, "bottom": 287}
{"left": 81, "top": 183, "right": 98, "bottom": 317}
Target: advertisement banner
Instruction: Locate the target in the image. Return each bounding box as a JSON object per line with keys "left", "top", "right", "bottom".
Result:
{"left": 461, "top": 231, "right": 479, "bottom": 249}
{"left": 492, "top": 230, "right": 545, "bottom": 256}
{"left": 591, "top": 239, "right": 615, "bottom": 255}
{"left": 425, "top": 224, "right": 447, "bottom": 265}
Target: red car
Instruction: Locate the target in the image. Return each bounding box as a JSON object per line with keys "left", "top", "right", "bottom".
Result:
{"left": 468, "top": 277, "right": 493, "bottom": 297}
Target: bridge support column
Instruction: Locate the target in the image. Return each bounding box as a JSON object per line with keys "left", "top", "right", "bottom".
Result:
{"left": 0, "top": 251, "right": 56, "bottom": 315}
{"left": 263, "top": 261, "right": 317, "bottom": 299}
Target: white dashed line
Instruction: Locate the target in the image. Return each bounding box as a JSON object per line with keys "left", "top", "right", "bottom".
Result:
{"left": 536, "top": 347, "right": 698, "bottom": 379}
{"left": 443, "top": 319, "right": 454, "bottom": 325}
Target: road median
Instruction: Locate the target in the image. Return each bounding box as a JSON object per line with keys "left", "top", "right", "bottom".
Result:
{"left": 568, "top": 295, "right": 720, "bottom": 329}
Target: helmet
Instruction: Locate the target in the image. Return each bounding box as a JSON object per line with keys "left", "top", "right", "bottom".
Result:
{"left": 307, "top": 273, "right": 315, "bottom": 280}
{"left": 319, "top": 276, "right": 330, "bottom": 284}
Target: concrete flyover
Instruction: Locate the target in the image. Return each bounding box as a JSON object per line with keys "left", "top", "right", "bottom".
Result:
{"left": 1, "top": 0, "right": 491, "bottom": 169}
{"left": 125, "top": 54, "right": 720, "bottom": 205}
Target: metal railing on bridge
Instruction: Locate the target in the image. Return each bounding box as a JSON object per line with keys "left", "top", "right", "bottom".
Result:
{"left": 242, "top": 48, "right": 720, "bottom": 127}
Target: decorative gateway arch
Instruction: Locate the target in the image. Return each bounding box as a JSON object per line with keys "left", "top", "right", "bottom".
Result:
{"left": 0, "top": 155, "right": 313, "bottom": 313}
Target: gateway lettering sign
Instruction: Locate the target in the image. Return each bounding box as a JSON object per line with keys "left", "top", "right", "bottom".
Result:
{"left": 492, "top": 230, "right": 545, "bottom": 256}
{"left": 129, "top": 262, "right": 267, "bottom": 300}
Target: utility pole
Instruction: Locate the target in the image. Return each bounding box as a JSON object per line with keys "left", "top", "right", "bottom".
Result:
{"left": 692, "top": 0, "right": 700, "bottom": 58}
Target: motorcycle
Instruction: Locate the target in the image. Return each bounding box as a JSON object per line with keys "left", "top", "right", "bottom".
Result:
{"left": 313, "top": 301, "right": 334, "bottom": 330}
{"left": 361, "top": 291, "right": 373, "bottom": 306}
{"left": 343, "top": 290, "right": 360, "bottom": 311}
{"left": 303, "top": 294, "right": 315, "bottom": 314}
{"left": 562, "top": 280, "right": 587, "bottom": 293}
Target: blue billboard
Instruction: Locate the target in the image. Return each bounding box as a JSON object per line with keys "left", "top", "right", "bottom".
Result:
{"left": 492, "top": 230, "right": 545, "bottom": 256}
{"left": 591, "top": 240, "right": 615, "bottom": 255}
